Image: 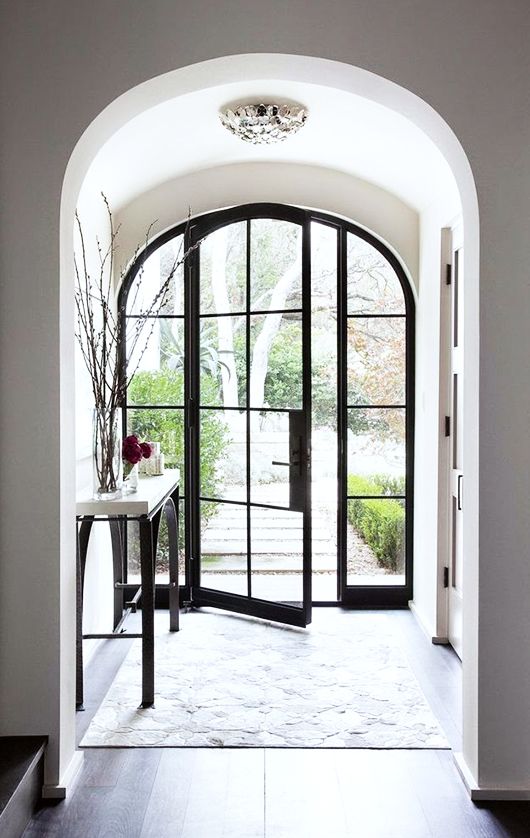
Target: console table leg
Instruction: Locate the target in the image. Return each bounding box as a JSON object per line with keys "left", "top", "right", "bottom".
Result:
{"left": 139, "top": 519, "right": 155, "bottom": 707}
{"left": 110, "top": 520, "right": 124, "bottom": 630}
{"left": 76, "top": 518, "right": 93, "bottom": 710}
{"left": 166, "top": 491, "right": 180, "bottom": 632}
{"left": 76, "top": 529, "right": 84, "bottom": 709}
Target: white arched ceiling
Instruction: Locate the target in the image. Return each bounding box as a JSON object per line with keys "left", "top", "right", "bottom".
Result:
{"left": 81, "top": 76, "right": 460, "bottom": 216}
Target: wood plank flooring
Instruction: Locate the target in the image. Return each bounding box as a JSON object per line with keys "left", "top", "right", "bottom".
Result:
{"left": 25, "top": 609, "right": 530, "bottom": 837}
{"left": 25, "top": 748, "right": 530, "bottom": 837}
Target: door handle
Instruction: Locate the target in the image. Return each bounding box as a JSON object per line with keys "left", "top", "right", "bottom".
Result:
{"left": 457, "top": 474, "right": 463, "bottom": 511}
{"left": 272, "top": 434, "right": 303, "bottom": 477}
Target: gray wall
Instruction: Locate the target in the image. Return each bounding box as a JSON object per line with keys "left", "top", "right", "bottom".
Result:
{"left": 1, "top": 0, "right": 529, "bottom": 793}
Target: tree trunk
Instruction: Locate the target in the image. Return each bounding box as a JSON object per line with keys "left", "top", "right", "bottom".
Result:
{"left": 211, "top": 228, "right": 239, "bottom": 411}
{"left": 249, "top": 251, "right": 302, "bottom": 409}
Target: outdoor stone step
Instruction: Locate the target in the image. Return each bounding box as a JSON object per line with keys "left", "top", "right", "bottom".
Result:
{"left": 203, "top": 527, "right": 332, "bottom": 540}
{"left": 201, "top": 541, "right": 334, "bottom": 556}
{"left": 207, "top": 508, "right": 296, "bottom": 518}
{"left": 201, "top": 554, "right": 337, "bottom": 570}
{"left": 203, "top": 519, "right": 308, "bottom": 530}
{"left": 207, "top": 509, "right": 334, "bottom": 524}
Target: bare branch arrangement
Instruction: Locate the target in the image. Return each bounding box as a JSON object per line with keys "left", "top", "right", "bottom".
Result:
{"left": 74, "top": 193, "right": 195, "bottom": 496}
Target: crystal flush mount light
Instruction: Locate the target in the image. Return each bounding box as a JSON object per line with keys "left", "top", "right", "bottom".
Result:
{"left": 219, "top": 103, "right": 308, "bottom": 144}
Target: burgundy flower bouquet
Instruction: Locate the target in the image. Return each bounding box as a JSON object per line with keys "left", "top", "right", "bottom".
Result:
{"left": 123, "top": 435, "right": 152, "bottom": 490}
{"left": 123, "top": 435, "right": 152, "bottom": 466}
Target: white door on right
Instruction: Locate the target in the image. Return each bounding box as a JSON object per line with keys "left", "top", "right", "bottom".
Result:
{"left": 448, "top": 227, "right": 464, "bottom": 658}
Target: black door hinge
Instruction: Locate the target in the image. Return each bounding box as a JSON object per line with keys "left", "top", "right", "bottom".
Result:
{"left": 444, "top": 416, "right": 451, "bottom": 437}
{"left": 445, "top": 264, "right": 452, "bottom": 285}
{"left": 443, "top": 566, "right": 449, "bottom": 588}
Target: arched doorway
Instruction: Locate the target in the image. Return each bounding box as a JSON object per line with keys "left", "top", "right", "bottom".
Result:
{"left": 59, "top": 53, "right": 479, "bottom": 792}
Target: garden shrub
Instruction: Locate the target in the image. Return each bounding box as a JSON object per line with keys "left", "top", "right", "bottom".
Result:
{"left": 370, "top": 473, "right": 406, "bottom": 496}
{"left": 347, "top": 473, "right": 405, "bottom": 571}
{"left": 126, "top": 369, "right": 229, "bottom": 572}
{"left": 128, "top": 369, "right": 227, "bottom": 498}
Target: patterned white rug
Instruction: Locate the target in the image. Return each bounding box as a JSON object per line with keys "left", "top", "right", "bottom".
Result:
{"left": 81, "top": 609, "right": 449, "bottom": 749}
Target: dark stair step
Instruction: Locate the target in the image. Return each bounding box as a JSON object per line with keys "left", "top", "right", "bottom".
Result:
{"left": 0, "top": 737, "right": 46, "bottom": 838}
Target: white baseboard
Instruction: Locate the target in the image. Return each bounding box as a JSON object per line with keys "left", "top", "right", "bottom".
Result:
{"left": 83, "top": 637, "right": 103, "bottom": 668}
{"left": 454, "top": 752, "right": 530, "bottom": 801}
{"left": 408, "top": 601, "right": 434, "bottom": 639}
{"left": 409, "top": 600, "right": 449, "bottom": 645}
{"left": 42, "top": 750, "right": 84, "bottom": 799}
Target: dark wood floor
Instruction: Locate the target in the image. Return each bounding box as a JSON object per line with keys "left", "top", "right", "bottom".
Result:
{"left": 25, "top": 609, "right": 530, "bottom": 837}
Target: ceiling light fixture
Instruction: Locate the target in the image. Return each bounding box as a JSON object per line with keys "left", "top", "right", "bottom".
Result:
{"left": 219, "top": 102, "right": 308, "bottom": 144}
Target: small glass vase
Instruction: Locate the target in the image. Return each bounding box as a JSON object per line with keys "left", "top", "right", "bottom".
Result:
{"left": 123, "top": 462, "right": 139, "bottom": 493}
{"left": 93, "top": 407, "right": 122, "bottom": 500}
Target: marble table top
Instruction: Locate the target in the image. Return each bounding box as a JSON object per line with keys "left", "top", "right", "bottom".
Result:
{"left": 76, "top": 468, "right": 180, "bottom": 518}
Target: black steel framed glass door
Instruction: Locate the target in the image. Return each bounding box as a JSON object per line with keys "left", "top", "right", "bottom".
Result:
{"left": 120, "top": 203, "right": 413, "bottom": 615}
{"left": 186, "top": 206, "right": 312, "bottom": 627}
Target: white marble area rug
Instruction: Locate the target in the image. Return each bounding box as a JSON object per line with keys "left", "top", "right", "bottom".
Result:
{"left": 81, "top": 610, "right": 449, "bottom": 749}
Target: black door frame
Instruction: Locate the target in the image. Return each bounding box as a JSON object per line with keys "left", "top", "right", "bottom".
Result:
{"left": 119, "top": 203, "right": 415, "bottom": 612}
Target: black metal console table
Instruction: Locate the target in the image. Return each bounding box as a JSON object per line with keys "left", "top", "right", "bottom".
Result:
{"left": 76, "top": 470, "right": 180, "bottom": 709}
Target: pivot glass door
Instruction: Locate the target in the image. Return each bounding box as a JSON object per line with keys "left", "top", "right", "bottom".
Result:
{"left": 187, "top": 207, "right": 312, "bottom": 627}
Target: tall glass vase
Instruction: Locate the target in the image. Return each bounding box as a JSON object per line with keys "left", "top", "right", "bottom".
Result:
{"left": 93, "top": 406, "right": 122, "bottom": 500}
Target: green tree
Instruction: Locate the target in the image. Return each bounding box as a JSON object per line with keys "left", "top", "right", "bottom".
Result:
{"left": 128, "top": 370, "right": 227, "bottom": 499}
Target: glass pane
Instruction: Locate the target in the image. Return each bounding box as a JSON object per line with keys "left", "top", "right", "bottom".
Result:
{"left": 311, "top": 221, "right": 338, "bottom": 600}
{"left": 250, "top": 219, "right": 302, "bottom": 311}
{"left": 250, "top": 313, "right": 302, "bottom": 409}
{"left": 347, "top": 317, "right": 405, "bottom": 405}
{"left": 199, "top": 315, "right": 246, "bottom": 407}
{"left": 127, "top": 234, "right": 185, "bottom": 316}
{"left": 250, "top": 411, "right": 290, "bottom": 508}
{"left": 127, "top": 408, "right": 185, "bottom": 490}
{"left": 200, "top": 222, "right": 246, "bottom": 314}
{"left": 127, "top": 318, "right": 185, "bottom": 405}
{"left": 347, "top": 499, "right": 405, "bottom": 585}
{"left": 250, "top": 506, "right": 303, "bottom": 603}
{"left": 347, "top": 408, "right": 406, "bottom": 488}
{"left": 200, "top": 409, "right": 246, "bottom": 503}
{"left": 200, "top": 500, "right": 248, "bottom": 595}
{"left": 347, "top": 232, "right": 405, "bottom": 314}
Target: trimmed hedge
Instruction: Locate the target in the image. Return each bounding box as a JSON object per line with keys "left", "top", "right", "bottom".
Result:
{"left": 347, "top": 474, "right": 405, "bottom": 571}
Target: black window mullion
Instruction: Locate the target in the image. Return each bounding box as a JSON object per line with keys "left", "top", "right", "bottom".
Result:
{"left": 199, "top": 308, "right": 302, "bottom": 318}
{"left": 246, "top": 219, "right": 252, "bottom": 598}
{"left": 337, "top": 225, "right": 347, "bottom": 601}
{"left": 347, "top": 313, "right": 405, "bottom": 319}
{"left": 126, "top": 404, "right": 186, "bottom": 410}
{"left": 347, "top": 495, "right": 406, "bottom": 500}
{"left": 188, "top": 226, "right": 200, "bottom": 591}
{"left": 347, "top": 404, "right": 406, "bottom": 410}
